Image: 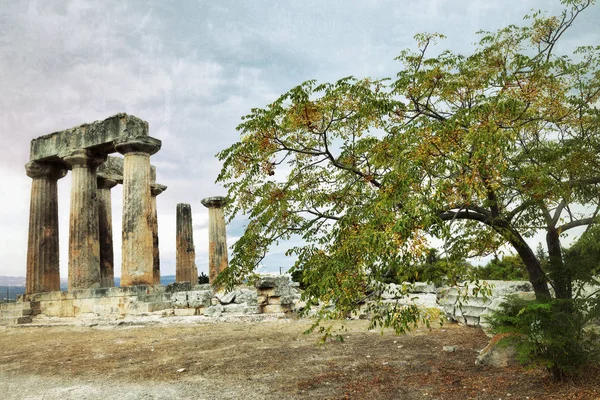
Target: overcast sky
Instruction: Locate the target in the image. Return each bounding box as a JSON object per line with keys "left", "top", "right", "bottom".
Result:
{"left": 1, "top": 0, "right": 598, "bottom": 279}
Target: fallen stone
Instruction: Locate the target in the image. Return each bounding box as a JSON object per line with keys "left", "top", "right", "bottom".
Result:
{"left": 214, "top": 291, "right": 236, "bottom": 304}
{"left": 442, "top": 346, "right": 457, "bottom": 352}
{"left": 475, "top": 333, "right": 520, "bottom": 367}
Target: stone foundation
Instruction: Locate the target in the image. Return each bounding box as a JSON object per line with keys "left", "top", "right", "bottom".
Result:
{"left": 1, "top": 275, "right": 302, "bottom": 325}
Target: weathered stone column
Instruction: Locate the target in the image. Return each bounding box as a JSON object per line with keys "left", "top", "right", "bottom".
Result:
{"left": 151, "top": 183, "right": 167, "bottom": 284}
{"left": 97, "top": 176, "right": 118, "bottom": 288}
{"left": 115, "top": 137, "right": 161, "bottom": 286}
{"left": 63, "top": 150, "right": 107, "bottom": 290}
{"left": 176, "top": 203, "right": 198, "bottom": 283}
{"left": 201, "top": 197, "right": 229, "bottom": 283}
{"left": 25, "top": 162, "right": 67, "bottom": 295}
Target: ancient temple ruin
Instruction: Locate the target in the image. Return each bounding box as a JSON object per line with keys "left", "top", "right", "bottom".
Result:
{"left": 24, "top": 113, "right": 166, "bottom": 294}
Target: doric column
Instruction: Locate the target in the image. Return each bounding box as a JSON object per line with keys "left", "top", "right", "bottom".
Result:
{"left": 25, "top": 161, "right": 67, "bottom": 295}
{"left": 63, "top": 150, "right": 107, "bottom": 290}
{"left": 151, "top": 183, "right": 167, "bottom": 284}
{"left": 97, "top": 175, "right": 118, "bottom": 288}
{"left": 115, "top": 137, "right": 161, "bottom": 286}
{"left": 201, "top": 197, "right": 229, "bottom": 284}
{"left": 176, "top": 203, "right": 198, "bottom": 283}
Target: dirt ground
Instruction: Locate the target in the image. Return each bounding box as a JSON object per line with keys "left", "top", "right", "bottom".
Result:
{"left": 0, "top": 318, "right": 599, "bottom": 400}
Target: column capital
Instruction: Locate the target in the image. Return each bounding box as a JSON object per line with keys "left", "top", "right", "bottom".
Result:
{"left": 97, "top": 175, "right": 119, "bottom": 190}
{"left": 25, "top": 161, "right": 67, "bottom": 180}
{"left": 114, "top": 137, "right": 161, "bottom": 156}
{"left": 63, "top": 150, "right": 107, "bottom": 169}
{"left": 201, "top": 196, "right": 228, "bottom": 209}
{"left": 151, "top": 183, "right": 167, "bottom": 196}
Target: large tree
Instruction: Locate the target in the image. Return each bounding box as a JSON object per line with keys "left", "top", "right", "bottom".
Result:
{"left": 216, "top": 0, "right": 600, "bottom": 323}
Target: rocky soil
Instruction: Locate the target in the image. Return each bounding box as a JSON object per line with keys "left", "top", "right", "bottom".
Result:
{"left": 0, "top": 317, "right": 598, "bottom": 399}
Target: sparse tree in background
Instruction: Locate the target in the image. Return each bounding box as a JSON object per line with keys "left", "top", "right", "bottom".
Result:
{"left": 216, "top": 0, "right": 600, "bottom": 337}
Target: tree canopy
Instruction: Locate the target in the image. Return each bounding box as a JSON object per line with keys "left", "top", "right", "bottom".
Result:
{"left": 216, "top": 0, "right": 600, "bottom": 329}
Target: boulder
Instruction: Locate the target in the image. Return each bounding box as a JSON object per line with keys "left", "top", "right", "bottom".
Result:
{"left": 475, "top": 333, "right": 520, "bottom": 367}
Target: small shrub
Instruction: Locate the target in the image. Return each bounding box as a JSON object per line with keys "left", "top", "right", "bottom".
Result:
{"left": 485, "top": 295, "right": 600, "bottom": 380}
{"left": 198, "top": 272, "right": 209, "bottom": 284}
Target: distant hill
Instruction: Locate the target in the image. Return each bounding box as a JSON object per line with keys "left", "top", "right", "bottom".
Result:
{"left": 1, "top": 275, "right": 179, "bottom": 301}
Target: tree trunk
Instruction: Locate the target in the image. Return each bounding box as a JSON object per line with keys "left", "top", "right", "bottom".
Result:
{"left": 508, "top": 236, "right": 552, "bottom": 300}
{"left": 546, "top": 228, "right": 571, "bottom": 299}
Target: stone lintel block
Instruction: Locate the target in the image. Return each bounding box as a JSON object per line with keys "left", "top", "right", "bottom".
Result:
{"left": 30, "top": 113, "right": 149, "bottom": 162}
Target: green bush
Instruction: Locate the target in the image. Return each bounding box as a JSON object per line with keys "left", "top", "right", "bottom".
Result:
{"left": 486, "top": 295, "right": 600, "bottom": 380}
{"left": 198, "top": 272, "right": 209, "bottom": 284}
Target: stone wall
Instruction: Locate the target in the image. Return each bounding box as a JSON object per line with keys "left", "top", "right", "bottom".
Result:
{"left": 1, "top": 274, "right": 302, "bottom": 325}
{"left": 3, "top": 276, "right": 595, "bottom": 327}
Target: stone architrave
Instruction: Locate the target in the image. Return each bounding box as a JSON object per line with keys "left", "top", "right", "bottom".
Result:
{"left": 176, "top": 203, "right": 198, "bottom": 283}
{"left": 97, "top": 175, "right": 118, "bottom": 287}
{"left": 201, "top": 197, "right": 229, "bottom": 284}
{"left": 63, "top": 150, "right": 107, "bottom": 290}
{"left": 151, "top": 183, "right": 167, "bottom": 284}
{"left": 25, "top": 161, "right": 67, "bottom": 295}
{"left": 115, "top": 136, "right": 161, "bottom": 286}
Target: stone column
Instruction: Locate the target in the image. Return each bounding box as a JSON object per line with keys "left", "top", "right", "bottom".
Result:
{"left": 63, "top": 150, "right": 107, "bottom": 290}
{"left": 25, "top": 161, "right": 67, "bottom": 295}
{"left": 115, "top": 137, "right": 161, "bottom": 286}
{"left": 201, "top": 197, "right": 229, "bottom": 284}
{"left": 97, "top": 175, "right": 118, "bottom": 288}
{"left": 176, "top": 203, "right": 198, "bottom": 283}
{"left": 151, "top": 183, "right": 167, "bottom": 284}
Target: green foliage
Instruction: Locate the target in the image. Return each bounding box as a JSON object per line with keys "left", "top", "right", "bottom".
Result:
{"left": 215, "top": 0, "right": 600, "bottom": 337}
{"left": 381, "top": 248, "right": 474, "bottom": 286}
{"left": 476, "top": 255, "right": 529, "bottom": 281}
{"left": 486, "top": 295, "right": 600, "bottom": 380}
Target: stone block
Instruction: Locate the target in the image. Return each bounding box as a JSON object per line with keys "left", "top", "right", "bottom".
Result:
{"left": 233, "top": 288, "right": 258, "bottom": 305}
{"left": 186, "top": 291, "right": 212, "bottom": 308}
{"left": 267, "top": 296, "right": 281, "bottom": 305}
{"left": 254, "top": 275, "right": 290, "bottom": 289}
{"left": 244, "top": 306, "right": 260, "bottom": 314}
{"left": 139, "top": 302, "right": 172, "bottom": 313}
{"left": 174, "top": 308, "right": 197, "bottom": 316}
{"left": 203, "top": 304, "right": 223, "bottom": 317}
{"left": 223, "top": 303, "right": 246, "bottom": 314}
{"left": 256, "top": 295, "right": 267, "bottom": 305}
{"left": 172, "top": 292, "right": 189, "bottom": 308}
{"left": 214, "top": 291, "right": 236, "bottom": 304}
{"left": 411, "top": 282, "right": 437, "bottom": 293}
{"left": 166, "top": 282, "right": 193, "bottom": 293}
{"left": 262, "top": 304, "right": 290, "bottom": 314}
